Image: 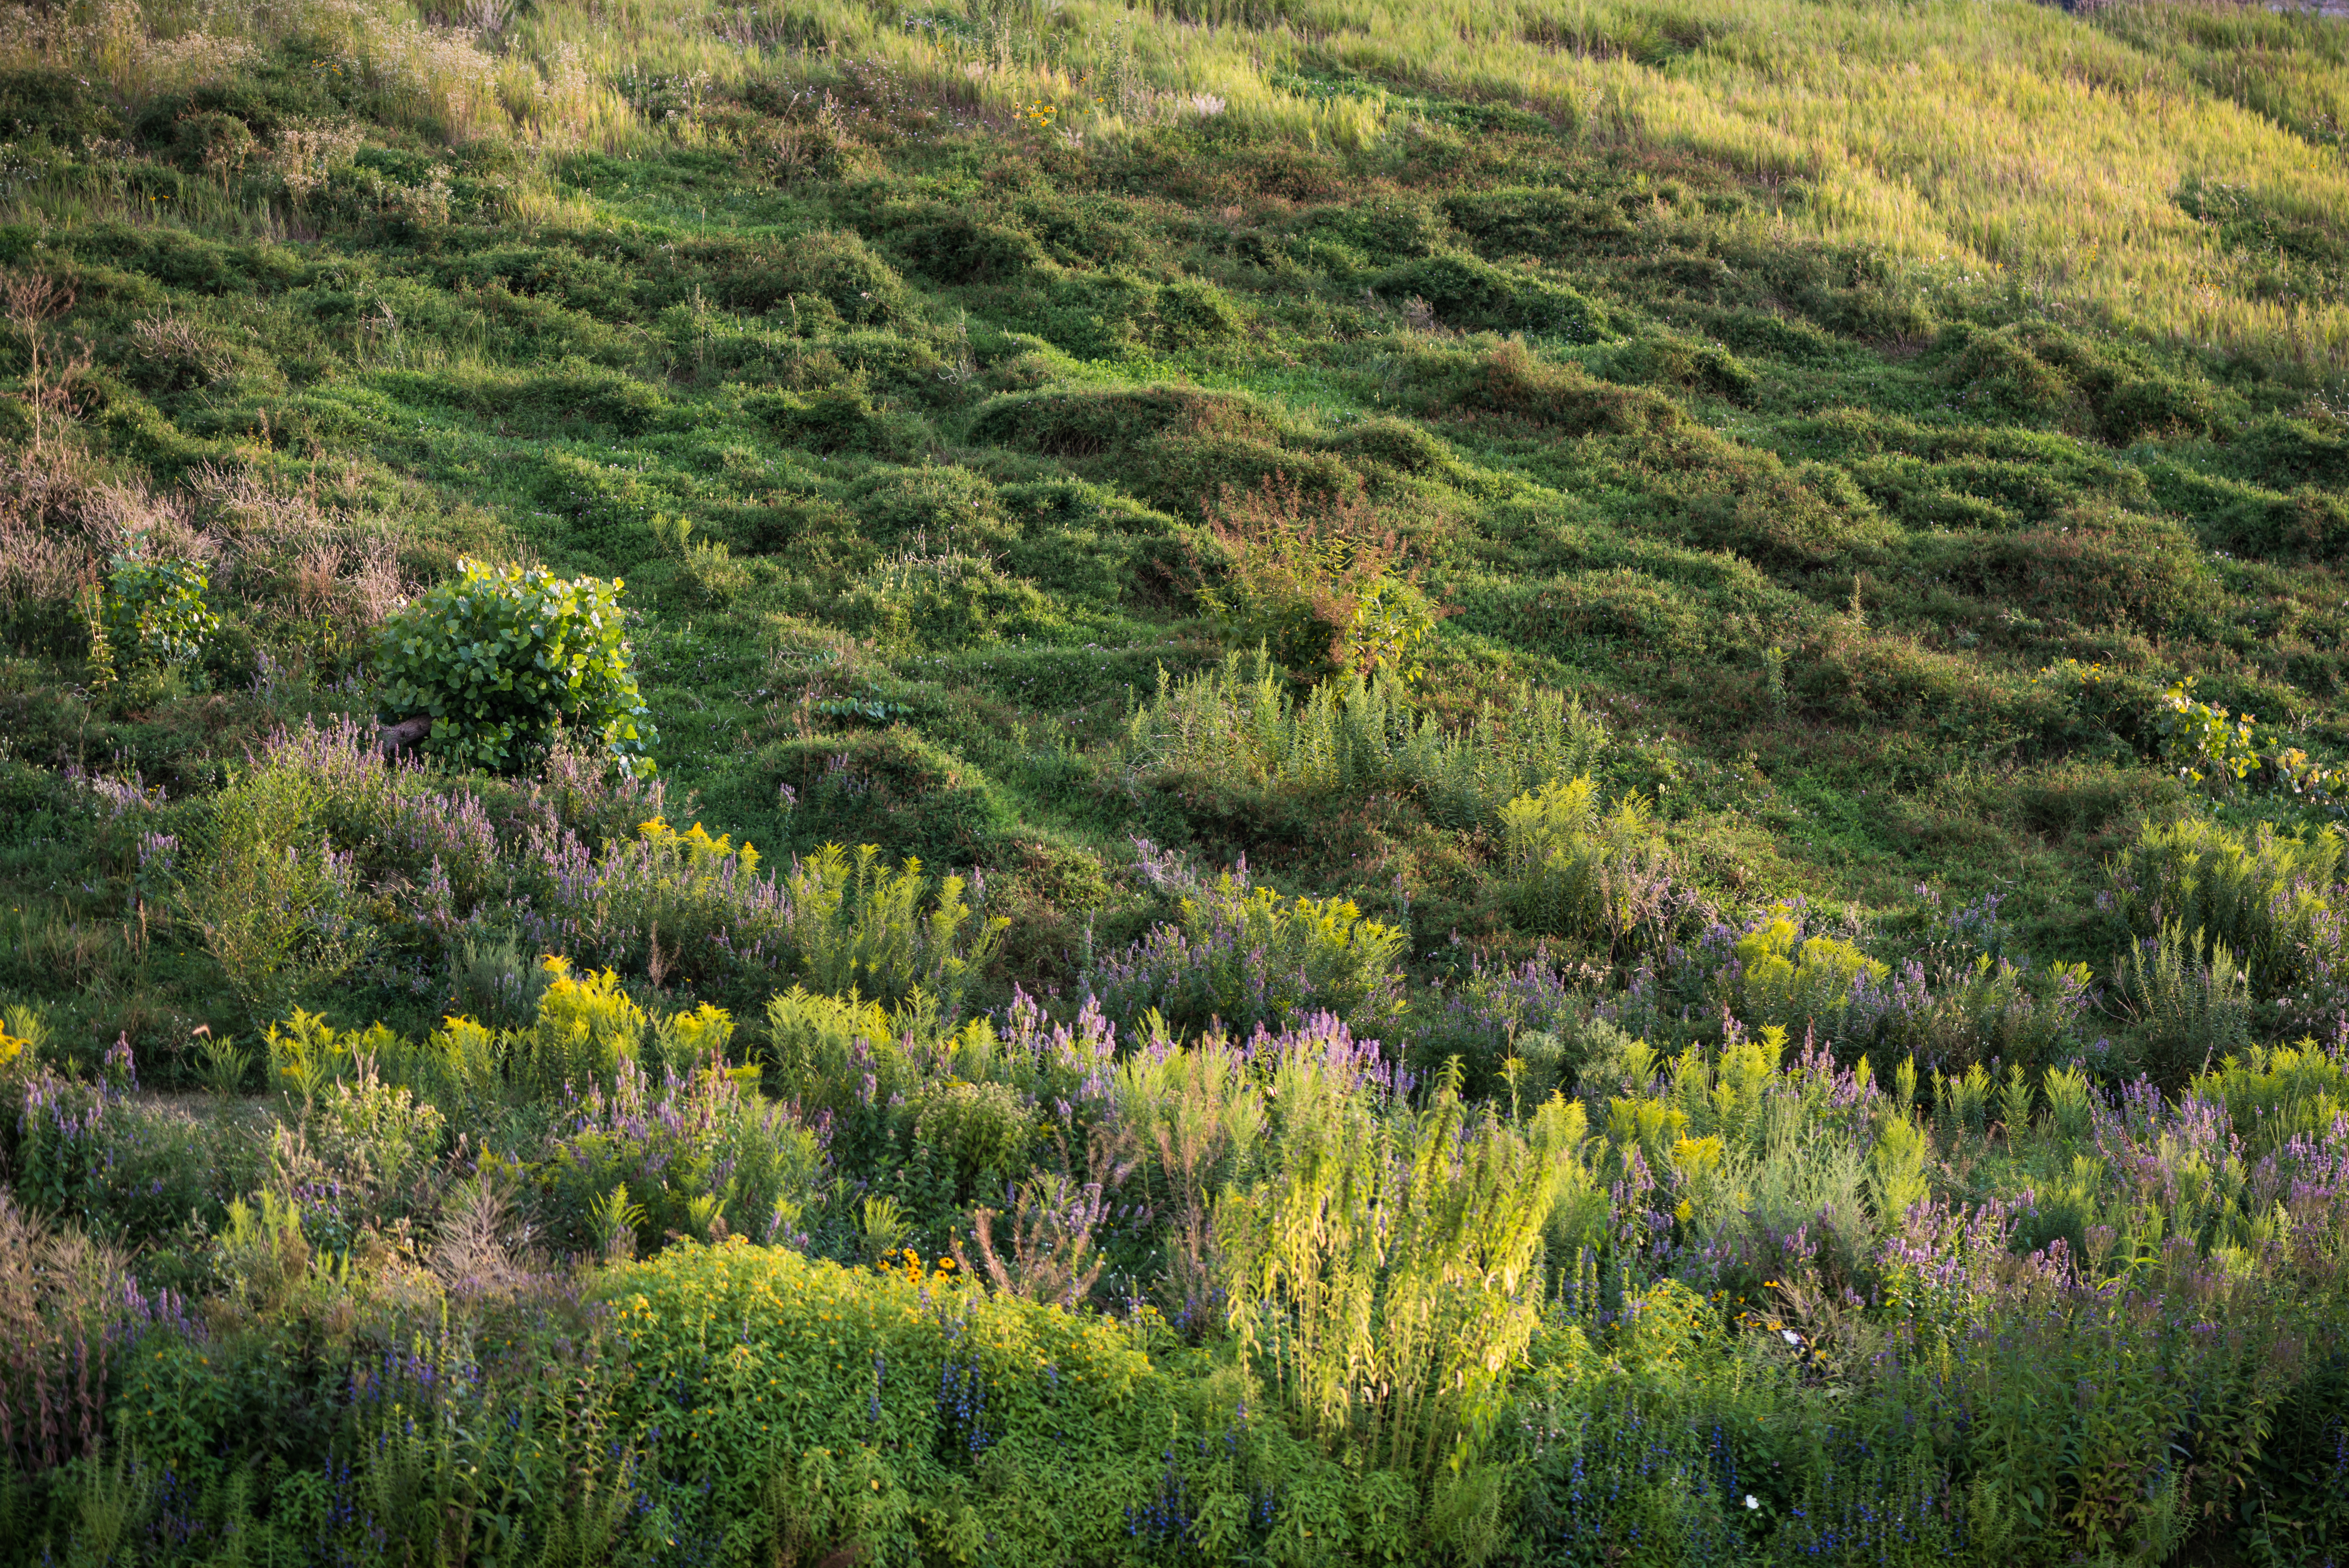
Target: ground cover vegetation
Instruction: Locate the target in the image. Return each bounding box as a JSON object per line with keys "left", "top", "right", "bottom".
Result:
{"left": 3, "top": 0, "right": 2349, "bottom": 1560}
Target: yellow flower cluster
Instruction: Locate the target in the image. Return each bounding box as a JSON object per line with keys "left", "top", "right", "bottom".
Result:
{"left": 637, "top": 815, "right": 760, "bottom": 876}
{"left": 873, "top": 1246, "right": 957, "bottom": 1287}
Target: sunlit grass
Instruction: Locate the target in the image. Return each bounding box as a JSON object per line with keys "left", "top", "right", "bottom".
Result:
{"left": 6, "top": 0, "right": 2349, "bottom": 363}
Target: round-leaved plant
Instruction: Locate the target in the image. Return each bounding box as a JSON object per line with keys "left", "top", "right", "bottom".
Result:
{"left": 375, "top": 559, "right": 657, "bottom": 773}
{"left": 102, "top": 549, "right": 219, "bottom": 668}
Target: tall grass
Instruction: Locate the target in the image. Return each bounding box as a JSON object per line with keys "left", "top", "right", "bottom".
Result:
{"left": 1120, "top": 655, "right": 1607, "bottom": 825}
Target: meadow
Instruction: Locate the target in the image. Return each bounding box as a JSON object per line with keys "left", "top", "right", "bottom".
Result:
{"left": 3, "top": 0, "right": 2349, "bottom": 1560}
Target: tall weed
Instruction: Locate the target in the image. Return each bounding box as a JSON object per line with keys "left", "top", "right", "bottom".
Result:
{"left": 1501, "top": 777, "right": 1688, "bottom": 958}
{"left": 1218, "top": 1072, "right": 1564, "bottom": 1555}
{"left": 1121, "top": 654, "right": 1606, "bottom": 826}
{"left": 1087, "top": 867, "right": 1406, "bottom": 1037}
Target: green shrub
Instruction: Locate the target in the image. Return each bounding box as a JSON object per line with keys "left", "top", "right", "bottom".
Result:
{"left": 2112, "top": 815, "right": 2340, "bottom": 996}
{"left": 909, "top": 1076, "right": 1035, "bottom": 1204}
{"left": 967, "top": 384, "right": 1280, "bottom": 459}
{"left": 2193, "top": 1039, "right": 2349, "bottom": 1158}
{"left": 1734, "top": 907, "right": 1890, "bottom": 1038}
{"left": 0, "top": 68, "right": 124, "bottom": 143}
{"left": 2118, "top": 921, "right": 2252, "bottom": 1085}
{"left": 784, "top": 842, "right": 1009, "bottom": 1012}
{"left": 760, "top": 984, "right": 901, "bottom": 1118}
{"left": 593, "top": 1240, "right": 1195, "bottom": 1566}
{"left": 1121, "top": 654, "right": 1607, "bottom": 827}
{"left": 265, "top": 1007, "right": 405, "bottom": 1105}
{"left": 1313, "top": 416, "right": 1465, "bottom": 478}
{"left": 766, "top": 227, "right": 916, "bottom": 326}
{"left": 512, "top": 956, "right": 650, "bottom": 1099}
{"left": 1302, "top": 196, "right": 1450, "bottom": 264}
{"left": 1929, "top": 321, "right": 2219, "bottom": 443}
{"left": 374, "top": 558, "right": 656, "bottom": 774}
{"left": 543, "top": 1058, "right": 824, "bottom": 1253}
{"left": 100, "top": 547, "right": 217, "bottom": 669}
{"left": 1197, "top": 474, "right": 1439, "bottom": 680}
{"left": 10, "top": 1068, "right": 253, "bottom": 1242}
{"left": 1599, "top": 334, "right": 1755, "bottom": 399}
{"left": 1217, "top": 1074, "right": 1565, "bottom": 1560}
{"left": 1151, "top": 277, "right": 1245, "bottom": 346}
{"left": 1863, "top": 953, "right": 2093, "bottom": 1079}
{"left": 1378, "top": 252, "right": 1609, "bottom": 339}
{"left": 770, "top": 728, "right": 1019, "bottom": 868}
{"left": 1393, "top": 340, "right": 1678, "bottom": 434}
{"left": 891, "top": 206, "right": 1049, "bottom": 283}
{"left": 179, "top": 761, "right": 372, "bottom": 1021}
{"left": 839, "top": 550, "right": 1064, "bottom": 649}
{"left": 274, "top": 1074, "right": 448, "bottom": 1252}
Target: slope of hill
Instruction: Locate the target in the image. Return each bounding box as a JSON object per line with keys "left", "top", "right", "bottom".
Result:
{"left": 0, "top": 0, "right": 2347, "bottom": 1562}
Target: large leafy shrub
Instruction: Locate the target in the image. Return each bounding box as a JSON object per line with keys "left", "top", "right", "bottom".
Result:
{"left": 374, "top": 559, "right": 656, "bottom": 773}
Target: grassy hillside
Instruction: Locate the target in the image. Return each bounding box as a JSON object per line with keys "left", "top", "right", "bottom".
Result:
{"left": 1, "top": 0, "right": 2348, "bottom": 1562}
{"left": 9, "top": 0, "right": 2349, "bottom": 1023}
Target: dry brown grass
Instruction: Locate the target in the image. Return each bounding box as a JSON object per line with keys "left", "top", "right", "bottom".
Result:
{"left": 0, "top": 1194, "right": 142, "bottom": 1474}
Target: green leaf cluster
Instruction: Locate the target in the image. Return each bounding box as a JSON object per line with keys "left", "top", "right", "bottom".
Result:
{"left": 374, "top": 558, "right": 656, "bottom": 773}
{"left": 100, "top": 549, "right": 218, "bottom": 669}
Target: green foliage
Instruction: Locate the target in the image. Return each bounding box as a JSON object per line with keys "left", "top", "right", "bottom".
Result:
{"left": 2118, "top": 920, "right": 2252, "bottom": 1084}
{"left": 2193, "top": 1038, "right": 2349, "bottom": 1157}
{"left": 1197, "top": 475, "right": 1439, "bottom": 681}
{"left": 194, "top": 1029, "right": 250, "bottom": 1097}
{"left": 840, "top": 548, "right": 1063, "bottom": 650}
{"left": 178, "top": 760, "right": 371, "bottom": 1021}
{"left": 99, "top": 547, "right": 217, "bottom": 669}
{"left": 1378, "top": 252, "right": 1610, "bottom": 339}
{"left": 544, "top": 1057, "right": 825, "bottom": 1252}
{"left": 908, "top": 1076, "right": 1035, "bottom": 1204}
{"left": 593, "top": 1240, "right": 1195, "bottom": 1567}
{"left": 2156, "top": 677, "right": 2266, "bottom": 790}
{"left": 1734, "top": 908, "right": 1889, "bottom": 1037}
{"left": 2112, "top": 814, "right": 2342, "bottom": 997}
{"left": 767, "top": 226, "right": 915, "bottom": 326}
{"left": 1089, "top": 870, "right": 1407, "bottom": 1037}
{"left": 1122, "top": 654, "right": 1607, "bottom": 825}
{"left": 1217, "top": 1073, "right": 1563, "bottom": 1556}
{"left": 2155, "top": 677, "right": 2349, "bottom": 810}
{"left": 10, "top": 1068, "right": 251, "bottom": 1240}
{"left": 512, "top": 956, "right": 648, "bottom": 1098}
{"left": 1500, "top": 776, "right": 1681, "bottom": 956}
{"left": 374, "top": 559, "right": 656, "bottom": 773}
{"left": 783, "top": 843, "right": 1008, "bottom": 1012}
{"left": 13, "top": 8, "right": 2349, "bottom": 1563}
